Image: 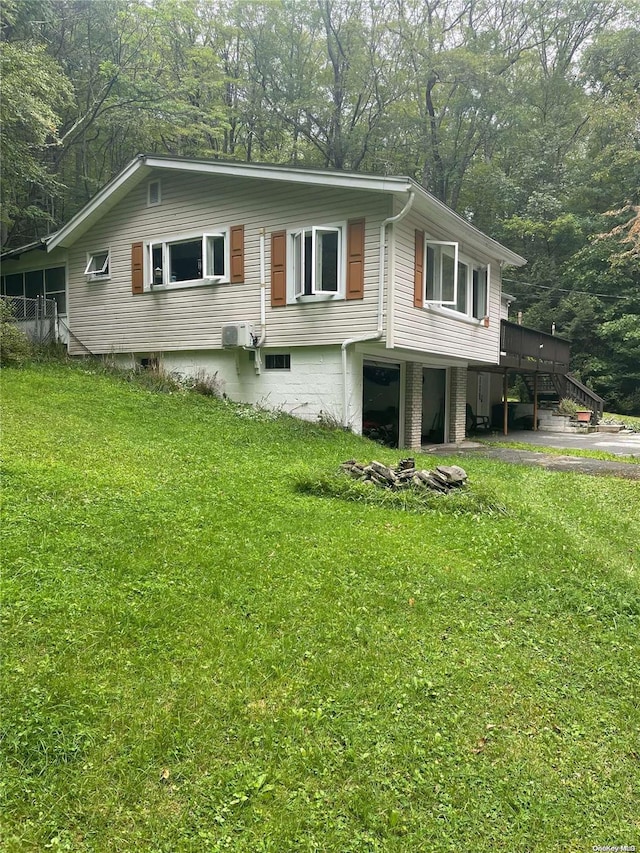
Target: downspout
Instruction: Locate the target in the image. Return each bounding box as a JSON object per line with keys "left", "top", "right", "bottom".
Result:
{"left": 341, "top": 191, "right": 415, "bottom": 428}
{"left": 252, "top": 228, "right": 267, "bottom": 372}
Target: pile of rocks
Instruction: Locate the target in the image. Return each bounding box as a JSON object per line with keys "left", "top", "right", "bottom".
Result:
{"left": 340, "top": 458, "right": 468, "bottom": 493}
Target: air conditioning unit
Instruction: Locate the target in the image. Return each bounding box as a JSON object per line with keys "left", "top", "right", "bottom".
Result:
{"left": 222, "top": 322, "right": 254, "bottom": 348}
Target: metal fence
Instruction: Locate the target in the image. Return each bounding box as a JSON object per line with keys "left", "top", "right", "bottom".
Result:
{"left": 1, "top": 295, "right": 58, "bottom": 344}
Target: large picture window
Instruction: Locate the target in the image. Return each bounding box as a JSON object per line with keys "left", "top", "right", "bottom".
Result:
{"left": 292, "top": 226, "right": 342, "bottom": 298}
{"left": 149, "top": 232, "right": 228, "bottom": 287}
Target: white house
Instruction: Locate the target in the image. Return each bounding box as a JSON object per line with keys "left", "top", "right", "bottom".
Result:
{"left": 1, "top": 155, "right": 528, "bottom": 448}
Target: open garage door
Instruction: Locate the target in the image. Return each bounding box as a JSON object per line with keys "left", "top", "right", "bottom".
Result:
{"left": 362, "top": 361, "right": 400, "bottom": 447}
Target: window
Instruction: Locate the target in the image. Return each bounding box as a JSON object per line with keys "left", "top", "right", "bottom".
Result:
{"left": 84, "top": 249, "right": 110, "bottom": 279}
{"left": 45, "top": 267, "right": 66, "bottom": 312}
{"left": 148, "top": 180, "right": 161, "bottom": 206}
{"left": 271, "top": 220, "right": 362, "bottom": 308}
{"left": 148, "top": 232, "right": 228, "bottom": 287}
{"left": 417, "top": 232, "right": 489, "bottom": 320}
{"left": 425, "top": 241, "right": 458, "bottom": 306}
{"left": 472, "top": 266, "right": 489, "bottom": 319}
{"left": 265, "top": 353, "right": 291, "bottom": 370}
{"left": 456, "top": 259, "right": 469, "bottom": 313}
{"left": 1, "top": 266, "right": 66, "bottom": 313}
{"left": 292, "top": 226, "right": 342, "bottom": 298}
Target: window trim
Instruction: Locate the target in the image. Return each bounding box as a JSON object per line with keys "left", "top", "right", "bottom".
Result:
{"left": 145, "top": 228, "right": 230, "bottom": 290}
{"left": 84, "top": 249, "right": 111, "bottom": 280}
{"left": 288, "top": 222, "right": 346, "bottom": 302}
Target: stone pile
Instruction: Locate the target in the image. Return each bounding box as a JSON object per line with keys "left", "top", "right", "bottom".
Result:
{"left": 340, "top": 458, "right": 468, "bottom": 493}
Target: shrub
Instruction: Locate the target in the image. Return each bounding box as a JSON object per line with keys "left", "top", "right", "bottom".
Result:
{"left": 0, "top": 300, "right": 31, "bottom": 366}
{"left": 182, "top": 368, "right": 223, "bottom": 397}
{"left": 557, "top": 397, "right": 579, "bottom": 416}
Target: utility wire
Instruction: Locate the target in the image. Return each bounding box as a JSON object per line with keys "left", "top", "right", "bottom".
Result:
{"left": 502, "top": 278, "right": 633, "bottom": 300}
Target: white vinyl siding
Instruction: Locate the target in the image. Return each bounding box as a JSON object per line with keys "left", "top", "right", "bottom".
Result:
{"left": 393, "top": 210, "right": 502, "bottom": 366}
{"left": 66, "top": 173, "right": 388, "bottom": 355}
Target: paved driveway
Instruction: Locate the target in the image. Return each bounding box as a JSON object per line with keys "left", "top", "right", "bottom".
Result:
{"left": 425, "top": 429, "right": 640, "bottom": 480}
{"left": 495, "top": 429, "right": 640, "bottom": 457}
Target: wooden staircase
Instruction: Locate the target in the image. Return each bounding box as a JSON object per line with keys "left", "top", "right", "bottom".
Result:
{"left": 521, "top": 372, "right": 605, "bottom": 418}
{"left": 561, "top": 373, "right": 605, "bottom": 419}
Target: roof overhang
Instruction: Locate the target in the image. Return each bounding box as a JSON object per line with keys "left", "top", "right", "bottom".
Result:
{"left": 0, "top": 239, "right": 48, "bottom": 261}
{"left": 45, "top": 154, "right": 527, "bottom": 268}
{"left": 407, "top": 179, "right": 526, "bottom": 268}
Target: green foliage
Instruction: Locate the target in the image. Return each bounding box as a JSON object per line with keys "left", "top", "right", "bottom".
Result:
{"left": 604, "top": 411, "right": 640, "bottom": 432}
{"left": 2, "top": 363, "right": 640, "bottom": 851}
{"left": 0, "top": 300, "right": 31, "bottom": 365}
{"left": 0, "top": 37, "right": 71, "bottom": 243}
{"left": 557, "top": 397, "right": 580, "bottom": 417}
{"left": 295, "top": 470, "right": 508, "bottom": 517}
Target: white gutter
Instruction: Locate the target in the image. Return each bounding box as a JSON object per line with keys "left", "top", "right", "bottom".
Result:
{"left": 340, "top": 191, "right": 415, "bottom": 428}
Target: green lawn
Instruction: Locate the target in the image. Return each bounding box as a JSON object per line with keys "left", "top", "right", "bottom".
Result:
{"left": 2, "top": 363, "right": 639, "bottom": 852}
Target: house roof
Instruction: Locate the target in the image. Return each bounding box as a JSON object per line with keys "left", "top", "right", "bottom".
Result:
{"left": 1, "top": 239, "right": 48, "bottom": 261}
{"left": 44, "top": 154, "right": 525, "bottom": 267}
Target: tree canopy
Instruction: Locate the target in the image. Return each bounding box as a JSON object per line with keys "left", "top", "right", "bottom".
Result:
{"left": 1, "top": 0, "right": 638, "bottom": 411}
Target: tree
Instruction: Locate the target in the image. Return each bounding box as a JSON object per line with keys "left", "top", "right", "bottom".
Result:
{"left": 0, "top": 1, "right": 72, "bottom": 245}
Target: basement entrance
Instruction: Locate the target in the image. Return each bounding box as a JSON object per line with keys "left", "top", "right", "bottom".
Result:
{"left": 422, "top": 368, "right": 447, "bottom": 443}
{"left": 362, "top": 361, "right": 400, "bottom": 447}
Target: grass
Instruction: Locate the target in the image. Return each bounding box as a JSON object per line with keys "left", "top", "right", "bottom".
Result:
{"left": 2, "top": 362, "right": 639, "bottom": 852}
{"left": 603, "top": 412, "right": 640, "bottom": 431}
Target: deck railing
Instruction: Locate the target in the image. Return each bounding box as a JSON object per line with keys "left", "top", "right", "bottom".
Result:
{"left": 500, "top": 320, "right": 570, "bottom": 374}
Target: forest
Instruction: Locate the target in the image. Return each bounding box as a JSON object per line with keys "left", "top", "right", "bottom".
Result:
{"left": 1, "top": 0, "right": 639, "bottom": 412}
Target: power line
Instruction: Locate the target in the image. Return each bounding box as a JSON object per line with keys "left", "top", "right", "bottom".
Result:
{"left": 502, "top": 278, "right": 633, "bottom": 300}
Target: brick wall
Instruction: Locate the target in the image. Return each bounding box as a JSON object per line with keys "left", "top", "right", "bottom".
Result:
{"left": 449, "top": 366, "right": 467, "bottom": 443}
{"left": 404, "top": 362, "right": 423, "bottom": 449}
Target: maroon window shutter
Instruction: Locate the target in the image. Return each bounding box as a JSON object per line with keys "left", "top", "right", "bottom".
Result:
{"left": 132, "top": 242, "right": 144, "bottom": 294}
{"left": 346, "top": 218, "right": 365, "bottom": 300}
{"left": 271, "top": 231, "right": 287, "bottom": 307}
{"left": 414, "top": 230, "right": 424, "bottom": 308}
{"left": 230, "top": 225, "right": 244, "bottom": 283}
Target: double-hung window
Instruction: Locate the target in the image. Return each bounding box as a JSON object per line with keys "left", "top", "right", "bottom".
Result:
{"left": 292, "top": 226, "right": 341, "bottom": 298}
{"left": 149, "top": 232, "right": 228, "bottom": 287}
{"left": 84, "top": 249, "right": 110, "bottom": 279}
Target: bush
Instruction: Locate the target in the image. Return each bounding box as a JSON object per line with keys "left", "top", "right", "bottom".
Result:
{"left": 0, "top": 301, "right": 31, "bottom": 366}
{"left": 557, "top": 397, "right": 579, "bottom": 416}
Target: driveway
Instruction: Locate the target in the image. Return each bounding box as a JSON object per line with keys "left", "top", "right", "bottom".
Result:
{"left": 424, "top": 429, "right": 640, "bottom": 480}
{"left": 489, "top": 429, "right": 640, "bottom": 457}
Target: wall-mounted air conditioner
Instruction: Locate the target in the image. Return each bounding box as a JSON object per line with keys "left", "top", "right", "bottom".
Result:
{"left": 222, "top": 322, "right": 254, "bottom": 348}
